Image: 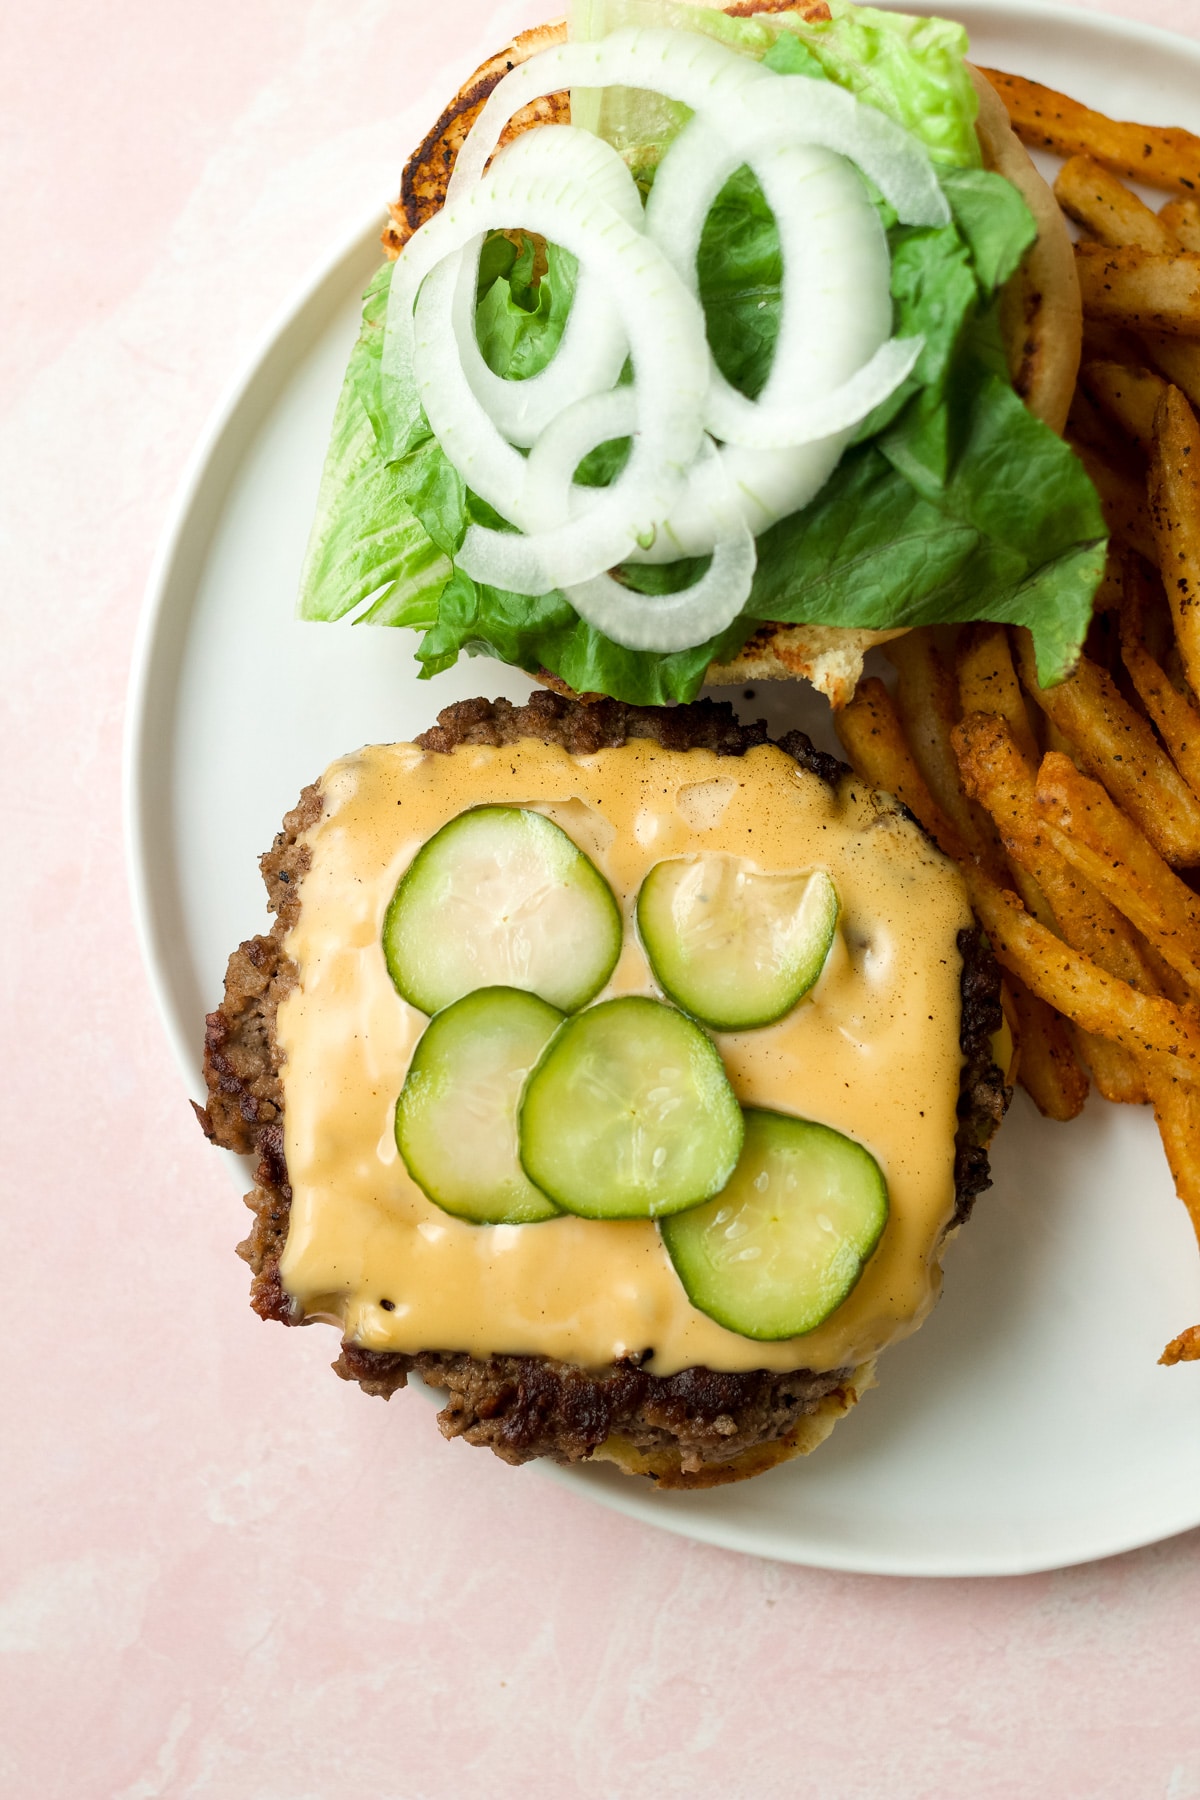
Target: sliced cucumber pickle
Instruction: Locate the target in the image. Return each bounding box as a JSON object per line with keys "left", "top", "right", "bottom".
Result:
{"left": 660, "top": 1110, "right": 888, "bottom": 1340}
{"left": 637, "top": 856, "right": 839, "bottom": 1031}
{"left": 396, "top": 987, "right": 563, "bottom": 1225}
{"left": 384, "top": 806, "right": 622, "bottom": 1015}
{"left": 518, "top": 996, "right": 744, "bottom": 1220}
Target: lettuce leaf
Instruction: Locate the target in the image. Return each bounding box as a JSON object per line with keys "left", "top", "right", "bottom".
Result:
{"left": 571, "top": 0, "right": 980, "bottom": 168}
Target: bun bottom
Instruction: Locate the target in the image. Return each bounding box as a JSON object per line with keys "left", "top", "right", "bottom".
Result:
{"left": 592, "top": 1361, "right": 877, "bottom": 1489}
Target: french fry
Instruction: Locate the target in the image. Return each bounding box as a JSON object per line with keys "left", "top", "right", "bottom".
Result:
{"left": 1080, "top": 360, "right": 1169, "bottom": 459}
{"left": 1055, "top": 155, "right": 1176, "bottom": 251}
{"left": 1007, "top": 977, "right": 1090, "bottom": 1121}
{"left": 1035, "top": 752, "right": 1200, "bottom": 995}
{"left": 833, "top": 677, "right": 967, "bottom": 860}
{"left": 885, "top": 632, "right": 1008, "bottom": 879}
{"left": 1159, "top": 197, "right": 1200, "bottom": 254}
{"left": 1075, "top": 244, "right": 1200, "bottom": 338}
{"left": 1067, "top": 437, "right": 1158, "bottom": 561}
{"left": 1082, "top": 318, "right": 1147, "bottom": 364}
{"left": 1075, "top": 1029, "right": 1148, "bottom": 1106}
{"left": 1144, "top": 1063, "right": 1200, "bottom": 1252}
{"left": 1015, "top": 630, "right": 1200, "bottom": 865}
{"left": 955, "top": 625, "right": 1040, "bottom": 765}
{"left": 1139, "top": 332, "right": 1200, "bottom": 413}
{"left": 832, "top": 685, "right": 1087, "bottom": 1113}
{"left": 979, "top": 69, "right": 1200, "bottom": 195}
{"left": 1148, "top": 385, "right": 1200, "bottom": 697}
{"left": 1160, "top": 1323, "right": 1200, "bottom": 1364}
{"left": 963, "top": 867, "right": 1200, "bottom": 1068}
{"left": 1119, "top": 558, "right": 1200, "bottom": 803}
{"left": 954, "top": 714, "right": 1158, "bottom": 992}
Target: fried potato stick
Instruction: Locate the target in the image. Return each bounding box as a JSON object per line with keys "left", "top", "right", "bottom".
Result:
{"left": 1075, "top": 244, "right": 1200, "bottom": 338}
{"left": 1159, "top": 197, "right": 1200, "bottom": 253}
{"left": 963, "top": 868, "right": 1200, "bottom": 1067}
{"left": 1035, "top": 752, "right": 1200, "bottom": 995}
{"left": 833, "top": 678, "right": 967, "bottom": 860}
{"left": 955, "top": 624, "right": 1041, "bottom": 765}
{"left": 1120, "top": 559, "right": 1200, "bottom": 803}
{"left": 979, "top": 69, "right": 1200, "bottom": 196}
{"left": 1015, "top": 630, "right": 1200, "bottom": 865}
{"left": 1081, "top": 360, "right": 1169, "bottom": 459}
{"left": 1067, "top": 437, "right": 1157, "bottom": 561}
{"left": 1149, "top": 385, "right": 1200, "bottom": 697}
{"left": 1160, "top": 1322, "right": 1200, "bottom": 1364}
{"left": 885, "top": 632, "right": 1008, "bottom": 879}
{"left": 1007, "top": 978, "right": 1091, "bottom": 1121}
{"left": 833, "top": 681, "right": 1085, "bottom": 1118}
{"left": 1055, "top": 155, "right": 1176, "bottom": 251}
{"left": 954, "top": 713, "right": 1151, "bottom": 1104}
{"left": 1139, "top": 333, "right": 1200, "bottom": 413}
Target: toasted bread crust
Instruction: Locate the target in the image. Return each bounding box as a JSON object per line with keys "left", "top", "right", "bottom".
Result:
{"left": 198, "top": 693, "right": 1009, "bottom": 1486}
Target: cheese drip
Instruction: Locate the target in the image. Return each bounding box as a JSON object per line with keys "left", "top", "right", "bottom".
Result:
{"left": 276, "top": 739, "right": 973, "bottom": 1376}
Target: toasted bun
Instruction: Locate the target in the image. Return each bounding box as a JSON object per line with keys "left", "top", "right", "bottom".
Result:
{"left": 593, "top": 1361, "right": 876, "bottom": 1488}
{"left": 386, "top": 24, "right": 1082, "bottom": 708}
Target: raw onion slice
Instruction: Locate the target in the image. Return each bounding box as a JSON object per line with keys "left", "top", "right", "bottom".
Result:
{"left": 626, "top": 438, "right": 849, "bottom": 562}
{"left": 452, "top": 127, "right": 638, "bottom": 449}
{"left": 566, "top": 439, "right": 756, "bottom": 653}
{"left": 519, "top": 387, "right": 639, "bottom": 532}
{"left": 647, "top": 123, "right": 917, "bottom": 450}
{"left": 387, "top": 133, "right": 709, "bottom": 587}
{"left": 449, "top": 29, "right": 947, "bottom": 227}
{"left": 413, "top": 256, "right": 528, "bottom": 519}
{"left": 447, "top": 28, "right": 770, "bottom": 200}
{"left": 704, "top": 335, "right": 923, "bottom": 449}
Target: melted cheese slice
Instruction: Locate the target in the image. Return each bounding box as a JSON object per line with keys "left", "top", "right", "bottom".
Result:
{"left": 276, "top": 737, "right": 973, "bottom": 1376}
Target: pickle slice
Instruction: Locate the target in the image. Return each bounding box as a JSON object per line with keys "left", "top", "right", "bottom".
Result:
{"left": 661, "top": 1109, "right": 888, "bottom": 1339}
{"left": 637, "top": 856, "right": 839, "bottom": 1031}
{"left": 396, "top": 986, "right": 563, "bottom": 1225}
{"left": 384, "top": 806, "right": 622, "bottom": 1015}
{"left": 518, "top": 996, "right": 744, "bottom": 1219}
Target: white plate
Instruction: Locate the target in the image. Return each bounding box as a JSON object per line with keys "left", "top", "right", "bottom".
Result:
{"left": 126, "top": 0, "right": 1200, "bottom": 1576}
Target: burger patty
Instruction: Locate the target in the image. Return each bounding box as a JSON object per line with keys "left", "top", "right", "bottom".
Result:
{"left": 196, "top": 691, "right": 1009, "bottom": 1476}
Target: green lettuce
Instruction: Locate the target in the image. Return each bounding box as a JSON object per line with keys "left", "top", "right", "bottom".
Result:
{"left": 571, "top": 0, "right": 981, "bottom": 168}
{"left": 299, "top": 1, "right": 1105, "bottom": 699}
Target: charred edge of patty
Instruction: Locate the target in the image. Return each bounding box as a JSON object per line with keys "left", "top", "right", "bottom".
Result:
{"left": 197, "top": 693, "right": 1008, "bottom": 1472}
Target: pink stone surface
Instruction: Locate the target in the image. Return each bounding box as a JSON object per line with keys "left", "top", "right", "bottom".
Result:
{"left": 5, "top": 3, "right": 1200, "bottom": 1794}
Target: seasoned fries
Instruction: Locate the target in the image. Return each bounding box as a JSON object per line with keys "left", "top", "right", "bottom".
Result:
{"left": 1149, "top": 386, "right": 1200, "bottom": 695}
{"left": 1035, "top": 753, "right": 1200, "bottom": 995}
{"left": 964, "top": 871, "right": 1200, "bottom": 1067}
{"left": 1015, "top": 632, "right": 1200, "bottom": 865}
{"left": 1055, "top": 155, "right": 1175, "bottom": 252}
{"left": 1065, "top": 438, "right": 1157, "bottom": 562}
{"left": 884, "top": 634, "right": 1008, "bottom": 879}
{"left": 955, "top": 625, "right": 1040, "bottom": 766}
{"left": 980, "top": 68, "right": 1200, "bottom": 195}
{"left": 1075, "top": 244, "right": 1200, "bottom": 338}
{"left": 1081, "top": 360, "right": 1168, "bottom": 458}
{"left": 826, "top": 74, "right": 1200, "bottom": 1358}
{"left": 1120, "top": 560, "right": 1200, "bottom": 802}
{"left": 833, "top": 677, "right": 966, "bottom": 859}
{"left": 1160, "top": 198, "right": 1200, "bottom": 255}
{"left": 1007, "top": 979, "right": 1090, "bottom": 1122}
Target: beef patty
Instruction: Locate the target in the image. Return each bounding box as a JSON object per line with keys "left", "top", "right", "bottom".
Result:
{"left": 196, "top": 692, "right": 1009, "bottom": 1485}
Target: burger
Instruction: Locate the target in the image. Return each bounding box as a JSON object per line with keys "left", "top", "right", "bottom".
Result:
{"left": 197, "top": 692, "right": 1009, "bottom": 1485}
{"left": 194, "top": 0, "right": 1092, "bottom": 1485}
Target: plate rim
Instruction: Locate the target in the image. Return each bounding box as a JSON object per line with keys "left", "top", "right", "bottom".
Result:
{"left": 124, "top": 0, "right": 1200, "bottom": 1577}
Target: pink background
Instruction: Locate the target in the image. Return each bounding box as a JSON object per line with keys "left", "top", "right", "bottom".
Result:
{"left": 5, "top": 2, "right": 1200, "bottom": 1794}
